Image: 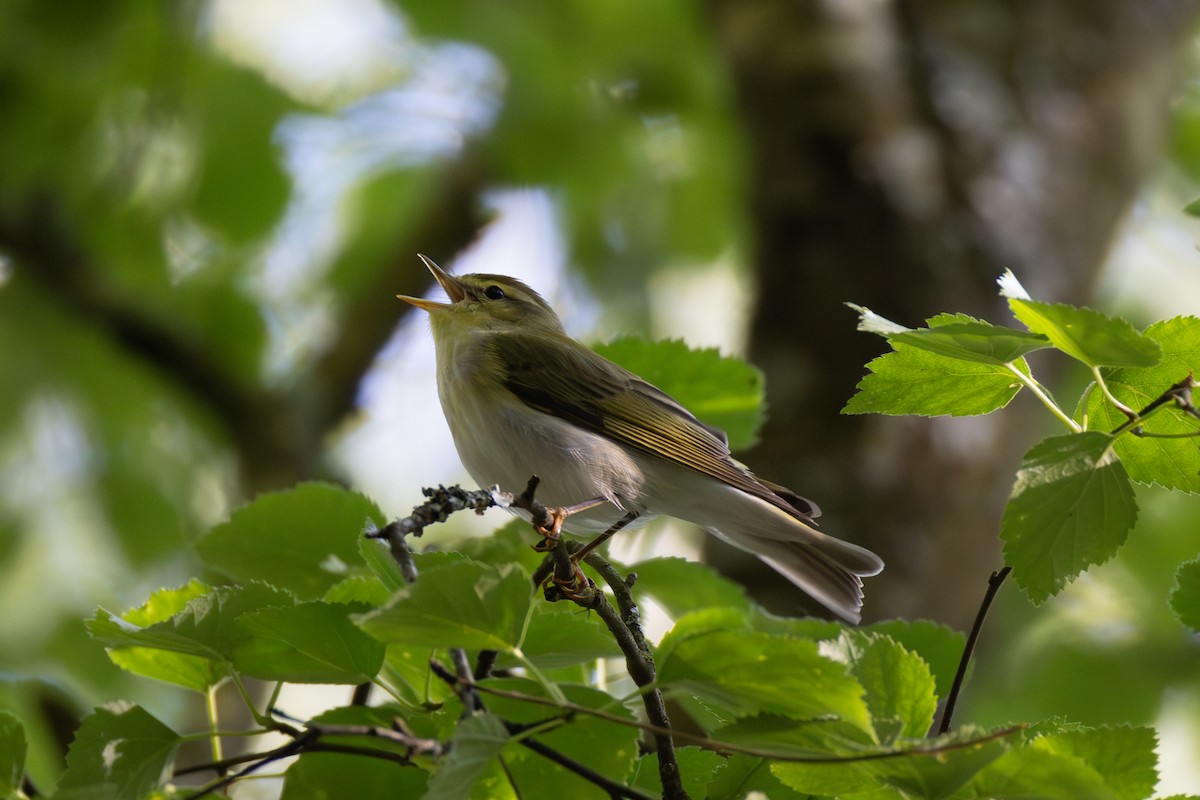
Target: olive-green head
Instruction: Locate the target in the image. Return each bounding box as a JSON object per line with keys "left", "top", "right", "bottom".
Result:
{"left": 397, "top": 255, "right": 565, "bottom": 336}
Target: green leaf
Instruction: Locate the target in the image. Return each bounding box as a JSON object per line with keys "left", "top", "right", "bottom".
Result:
{"left": 891, "top": 321, "right": 1052, "bottom": 365}
{"left": 1171, "top": 559, "right": 1200, "bottom": 632}
{"left": 629, "top": 556, "right": 753, "bottom": 619}
{"left": 968, "top": 745, "right": 1117, "bottom": 799}
{"left": 769, "top": 724, "right": 1009, "bottom": 798}
{"left": 831, "top": 631, "right": 938, "bottom": 741}
{"left": 1083, "top": 316, "right": 1200, "bottom": 492}
{"left": 477, "top": 679, "right": 639, "bottom": 798}
{"left": 633, "top": 747, "right": 725, "bottom": 798}
{"left": 198, "top": 482, "right": 387, "bottom": 600}
{"left": 355, "top": 556, "right": 533, "bottom": 652}
{"left": 656, "top": 625, "right": 870, "bottom": 728}
{"left": 707, "top": 754, "right": 808, "bottom": 799}
{"left": 845, "top": 314, "right": 1030, "bottom": 417}
{"left": 88, "top": 582, "right": 296, "bottom": 677}
{"left": 865, "top": 619, "right": 964, "bottom": 699}
{"left": 232, "top": 601, "right": 386, "bottom": 684}
{"left": 594, "top": 337, "right": 765, "bottom": 450}
{"left": 58, "top": 702, "right": 180, "bottom": 799}
{"left": 1007, "top": 299, "right": 1161, "bottom": 369}
{"left": 282, "top": 753, "right": 428, "bottom": 800}
{"left": 1001, "top": 432, "right": 1138, "bottom": 603}
{"left": 422, "top": 713, "right": 510, "bottom": 800}
{"left": 1033, "top": 726, "right": 1158, "bottom": 800}
{"left": 875, "top": 726, "right": 1013, "bottom": 799}
{"left": 93, "top": 581, "right": 226, "bottom": 692}
{"left": 0, "top": 710, "right": 26, "bottom": 794}
{"left": 502, "top": 601, "right": 622, "bottom": 670}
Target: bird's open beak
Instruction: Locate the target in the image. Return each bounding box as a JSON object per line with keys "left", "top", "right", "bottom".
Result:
{"left": 397, "top": 254, "right": 467, "bottom": 310}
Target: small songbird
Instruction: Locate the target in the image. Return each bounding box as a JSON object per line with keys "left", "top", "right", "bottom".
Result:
{"left": 398, "top": 255, "right": 883, "bottom": 622}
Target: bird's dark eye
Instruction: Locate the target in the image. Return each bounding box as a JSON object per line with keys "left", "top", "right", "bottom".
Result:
{"left": 483, "top": 285, "right": 507, "bottom": 300}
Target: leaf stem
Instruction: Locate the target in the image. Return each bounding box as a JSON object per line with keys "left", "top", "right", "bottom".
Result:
{"left": 1005, "top": 363, "right": 1081, "bottom": 432}
{"left": 1091, "top": 365, "right": 1137, "bottom": 421}
{"left": 205, "top": 686, "right": 224, "bottom": 767}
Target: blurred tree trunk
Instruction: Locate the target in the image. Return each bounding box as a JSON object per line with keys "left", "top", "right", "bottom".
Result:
{"left": 707, "top": 0, "right": 1198, "bottom": 625}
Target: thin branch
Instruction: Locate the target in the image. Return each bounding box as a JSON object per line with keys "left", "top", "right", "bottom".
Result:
{"left": 1111, "top": 373, "right": 1199, "bottom": 437}
{"left": 455, "top": 675, "right": 1026, "bottom": 764}
{"left": 938, "top": 565, "right": 1012, "bottom": 734}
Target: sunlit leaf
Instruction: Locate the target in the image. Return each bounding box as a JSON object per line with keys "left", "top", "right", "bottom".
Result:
{"left": 830, "top": 631, "right": 938, "bottom": 741}
{"left": 1033, "top": 725, "right": 1158, "bottom": 800}
{"left": 1084, "top": 316, "right": 1200, "bottom": 493}
{"left": 865, "top": 619, "right": 964, "bottom": 700}
{"left": 1001, "top": 433, "right": 1138, "bottom": 603}
{"left": 1006, "top": 299, "right": 1160, "bottom": 369}
{"left": 657, "top": 624, "right": 870, "bottom": 728}
{"left": 845, "top": 313, "right": 1032, "bottom": 417}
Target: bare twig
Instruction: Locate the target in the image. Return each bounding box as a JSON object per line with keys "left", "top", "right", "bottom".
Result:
{"left": 937, "top": 565, "right": 1012, "bottom": 734}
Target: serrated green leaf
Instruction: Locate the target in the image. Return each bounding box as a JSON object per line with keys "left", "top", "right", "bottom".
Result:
{"left": 323, "top": 574, "right": 391, "bottom": 607}
{"left": 1033, "top": 725, "right": 1158, "bottom": 800}
{"left": 0, "top": 710, "right": 26, "bottom": 794}
{"left": 1170, "top": 559, "right": 1200, "bottom": 632}
{"left": 355, "top": 557, "right": 532, "bottom": 652}
{"left": 423, "top": 713, "right": 510, "bottom": 800}
{"left": 58, "top": 702, "right": 180, "bottom": 799}
{"left": 232, "top": 601, "right": 385, "bottom": 684}
{"left": 865, "top": 619, "right": 964, "bottom": 700}
{"left": 891, "top": 321, "right": 1051, "bottom": 365}
{"left": 844, "top": 344, "right": 1027, "bottom": 417}
{"left": 657, "top": 626, "right": 870, "bottom": 728}
{"left": 198, "top": 482, "right": 387, "bottom": 600}
{"left": 89, "top": 581, "right": 226, "bottom": 691}
{"left": 1008, "top": 299, "right": 1161, "bottom": 368}
{"left": 968, "top": 745, "right": 1118, "bottom": 799}
{"left": 768, "top": 724, "right": 1008, "bottom": 798}
{"left": 1084, "top": 316, "right": 1200, "bottom": 492}
{"left": 88, "top": 581, "right": 296, "bottom": 684}
{"left": 499, "top": 602, "right": 621, "bottom": 670}
{"left": 1001, "top": 432, "right": 1138, "bottom": 603}
{"left": 594, "top": 337, "right": 765, "bottom": 450}
{"left": 707, "top": 754, "right": 808, "bottom": 799}
{"left": 629, "top": 556, "right": 753, "bottom": 619}
{"left": 831, "top": 631, "right": 938, "bottom": 741}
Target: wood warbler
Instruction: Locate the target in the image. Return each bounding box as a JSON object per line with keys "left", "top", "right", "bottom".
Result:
{"left": 399, "top": 255, "right": 883, "bottom": 622}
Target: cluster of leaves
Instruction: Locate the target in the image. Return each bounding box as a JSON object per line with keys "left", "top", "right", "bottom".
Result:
{"left": 847, "top": 271, "right": 1200, "bottom": 609}
{"left": 2, "top": 467, "right": 1190, "bottom": 794}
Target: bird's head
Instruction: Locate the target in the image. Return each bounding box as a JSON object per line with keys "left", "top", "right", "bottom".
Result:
{"left": 398, "top": 255, "right": 565, "bottom": 336}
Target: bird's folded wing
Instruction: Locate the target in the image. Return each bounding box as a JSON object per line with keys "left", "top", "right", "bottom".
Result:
{"left": 492, "top": 331, "right": 814, "bottom": 521}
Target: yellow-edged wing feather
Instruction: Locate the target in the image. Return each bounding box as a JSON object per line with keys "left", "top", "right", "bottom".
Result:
{"left": 491, "top": 331, "right": 818, "bottom": 523}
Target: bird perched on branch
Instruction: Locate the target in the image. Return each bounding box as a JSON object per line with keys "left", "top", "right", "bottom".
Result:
{"left": 398, "top": 255, "right": 883, "bottom": 622}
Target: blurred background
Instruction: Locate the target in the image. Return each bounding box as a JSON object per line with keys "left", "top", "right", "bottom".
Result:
{"left": 2, "top": 0, "right": 1199, "bottom": 794}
